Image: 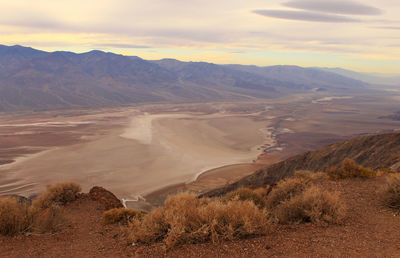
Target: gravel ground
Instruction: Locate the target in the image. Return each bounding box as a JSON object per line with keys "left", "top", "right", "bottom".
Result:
{"left": 1, "top": 176, "right": 400, "bottom": 257}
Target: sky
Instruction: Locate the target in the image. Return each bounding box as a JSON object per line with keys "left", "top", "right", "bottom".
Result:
{"left": 0, "top": 0, "right": 399, "bottom": 74}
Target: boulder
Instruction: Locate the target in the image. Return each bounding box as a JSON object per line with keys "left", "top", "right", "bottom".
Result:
{"left": 88, "top": 186, "right": 123, "bottom": 210}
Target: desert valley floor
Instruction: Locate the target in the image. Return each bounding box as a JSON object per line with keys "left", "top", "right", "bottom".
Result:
{"left": 1, "top": 93, "right": 400, "bottom": 204}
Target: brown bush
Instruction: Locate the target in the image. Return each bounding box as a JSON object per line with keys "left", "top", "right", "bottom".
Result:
{"left": 253, "top": 187, "right": 269, "bottom": 197}
{"left": 0, "top": 198, "right": 67, "bottom": 236}
{"left": 326, "top": 166, "right": 341, "bottom": 180}
{"left": 265, "top": 177, "right": 308, "bottom": 210}
{"left": 129, "top": 192, "right": 271, "bottom": 248}
{"left": 224, "top": 188, "right": 265, "bottom": 208}
{"left": 129, "top": 206, "right": 169, "bottom": 244}
{"left": 295, "top": 170, "right": 325, "bottom": 181}
{"left": 103, "top": 208, "right": 144, "bottom": 225}
{"left": 273, "top": 186, "right": 345, "bottom": 225}
{"left": 327, "top": 159, "right": 376, "bottom": 179}
{"left": 380, "top": 174, "right": 400, "bottom": 210}
{"left": 0, "top": 197, "right": 31, "bottom": 236}
{"left": 30, "top": 205, "right": 67, "bottom": 233}
{"left": 33, "top": 182, "right": 82, "bottom": 209}
{"left": 0, "top": 181, "right": 80, "bottom": 236}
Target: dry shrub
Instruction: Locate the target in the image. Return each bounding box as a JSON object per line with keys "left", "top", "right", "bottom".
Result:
{"left": 30, "top": 205, "right": 67, "bottom": 233}
{"left": 376, "top": 168, "right": 394, "bottom": 177}
{"left": 103, "top": 208, "right": 144, "bottom": 225}
{"left": 380, "top": 174, "right": 400, "bottom": 210}
{"left": 129, "top": 206, "right": 169, "bottom": 244}
{"left": 33, "top": 182, "right": 82, "bottom": 209}
{"left": 0, "top": 197, "right": 31, "bottom": 236}
{"left": 265, "top": 177, "right": 308, "bottom": 210}
{"left": 326, "top": 166, "right": 341, "bottom": 180}
{"left": 0, "top": 199, "right": 68, "bottom": 236}
{"left": 224, "top": 188, "right": 265, "bottom": 208}
{"left": 327, "top": 159, "right": 376, "bottom": 179}
{"left": 0, "top": 181, "right": 81, "bottom": 236}
{"left": 273, "top": 186, "right": 345, "bottom": 224}
{"left": 295, "top": 170, "right": 326, "bottom": 181}
{"left": 253, "top": 187, "right": 269, "bottom": 197}
{"left": 129, "top": 192, "right": 271, "bottom": 248}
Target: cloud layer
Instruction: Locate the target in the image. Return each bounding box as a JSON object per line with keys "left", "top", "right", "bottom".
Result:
{"left": 252, "top": 10, "right": 360, "bottom": 23}
{"left": 282, "top": 0, "right": 382, "bottom": 15}
{"left": 0, "top": 0, "right": 398, "bottom": 73}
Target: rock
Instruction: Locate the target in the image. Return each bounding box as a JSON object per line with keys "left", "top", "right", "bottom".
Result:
{"left": 88, "top": 186, "right": 123, "bottom": 210}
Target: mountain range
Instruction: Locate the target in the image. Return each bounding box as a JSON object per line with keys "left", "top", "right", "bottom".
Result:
{"left": 0, "top": 44, "right": 374, "bottom": 111}
{"left": 315, "top": 67, "right": 400, "bottom": 86}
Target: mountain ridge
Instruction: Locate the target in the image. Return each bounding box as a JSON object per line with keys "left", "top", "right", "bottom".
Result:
{"left": 314, "top": 67, "right": 400, "bottom": 86}
{"left": 204, "top": 132, "right": 400, "bottom": 197}
{"left": 0, "top": 44, "right": 370, "bottom": 111}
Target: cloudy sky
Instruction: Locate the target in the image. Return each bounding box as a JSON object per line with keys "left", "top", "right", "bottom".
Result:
{"left": 0, "top": 0, "right": 399, "bottom": 73}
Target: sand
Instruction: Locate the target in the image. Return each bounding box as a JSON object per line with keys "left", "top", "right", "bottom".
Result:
{"left": 0, "top": 111, "right": 273, "bottom": 199}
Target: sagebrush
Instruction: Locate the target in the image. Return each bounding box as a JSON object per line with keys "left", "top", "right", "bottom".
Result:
{"left": 0, "top": 182, "right": 81, "bottom": 236}
{"left": 265, "top": 175, "right": 345, "bottom": 225}
{"left": 380, "top": 174, "right": 400, "bottom": 210}
{"left": 265, "top": 177, "right": 308, "bottom": 210}
{"left": 272, "top": 186, "right": 345, "bottom": 224}
{"left": 327, "top": 159, "right": 376, "bottom": 179}
{"left": 33, "top": 182, "right": 82, "bottom": 209}
{"left": 0, "top": 197, "right": 31, "bottom": 236}
{"left": 224, "top": 188, "right": 265, "bottom": 208}
{"left": 103, "top": 208, "right": 144, "bottom": 225}
{"left": 129, "top": 192, "right": 272, "bottom": 248}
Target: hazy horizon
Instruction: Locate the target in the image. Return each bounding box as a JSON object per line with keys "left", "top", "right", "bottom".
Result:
{"left": 3, "top": 43, "right": 400, "bottom": 77}
{"left": 0, "top": 0, "right": 399, "bottom": 74}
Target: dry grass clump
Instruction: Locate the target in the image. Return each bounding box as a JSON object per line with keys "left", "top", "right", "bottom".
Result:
{"left": 265, "top": 174, "right": 345, "bottom": 225}
{"left": 0, "top": 182, "right": 81, "bottom": 236}
{"left": 103, "top": 208, "right": 144, "bottom": 225}
{"left": 30, "top": 205, "right": 66, "bottom": 233}
{"left": 33, "top": 182, "right": 82, "bottom": 209}
{"left": 379, "top": 174, "right": 400, "bottom": 211}
{"left": 0, "top": 197, "right": 31, "bottom": 236}
{"left": 273, "top": 186, "right": 345, "bottom": 224}
{"left": 253, "top": 187, "right": 270, "bottom": 197}
{"left": 327, "top": 159, "right": 376, "bottom": 179}
{"left": 0, "top": 198, "right": 67, "bottom": 236}
{"left": 224, "top": 188, "right": 265, "bottom": 208}
{"left": 294, "top": 170, "right": 326, "bottom": 181}
{"left": 129, "top": 192, "right": 271, "bottom": 248}
{"left": 265, "top": 177, "right": 309, "bottom": 210}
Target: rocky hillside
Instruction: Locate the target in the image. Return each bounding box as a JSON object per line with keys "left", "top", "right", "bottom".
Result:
{"left": 205, "top": 133, "right": 400, "bottom": 197}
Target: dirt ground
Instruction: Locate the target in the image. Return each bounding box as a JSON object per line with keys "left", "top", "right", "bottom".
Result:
{"left": 1, "top": 175, "right": 400, "bottom": 257}
{"left": 133, "top": 175, "right": 400, "bottom": 257}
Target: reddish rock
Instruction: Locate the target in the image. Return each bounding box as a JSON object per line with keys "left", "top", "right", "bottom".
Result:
{"left": 88, "top": 186, "right": 123, "bottom": 210}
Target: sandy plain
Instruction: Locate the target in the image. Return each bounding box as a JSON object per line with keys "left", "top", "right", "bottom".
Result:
{"left": 1, "top": 94, "right": 400, "bottom": 204}
{"left": 0, "top": 104, "right": 274, "bottom": 200}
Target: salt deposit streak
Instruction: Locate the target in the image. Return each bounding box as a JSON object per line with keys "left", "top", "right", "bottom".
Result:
{"left": 0, "top": 121, "right": 92, "bottom": 127}
{"left": 120, "top": 114, "right": 154, "bottom": 144}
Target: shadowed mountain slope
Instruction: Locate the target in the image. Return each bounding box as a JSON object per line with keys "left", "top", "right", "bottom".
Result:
{"left": 0, "top": 45, "right": 369, "bottom": 111}
{"left": 204, "top": 133, "right": 400, "bottom": 197}
{"left": 226, "top": 64, "right": 366, "bottom": 91}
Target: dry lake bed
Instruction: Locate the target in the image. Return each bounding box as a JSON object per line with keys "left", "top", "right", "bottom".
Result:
{"left": 1, "top": 94, "right": 400, "bottom": 203}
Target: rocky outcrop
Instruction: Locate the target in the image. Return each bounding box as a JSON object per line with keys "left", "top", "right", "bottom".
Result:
{"left": 88, "top": 186, "right": 123, "bottom": 210}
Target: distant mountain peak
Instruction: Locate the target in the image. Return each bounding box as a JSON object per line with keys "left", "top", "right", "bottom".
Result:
{"left": 0, "top": 44, "right": 372, "bottom": 111}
